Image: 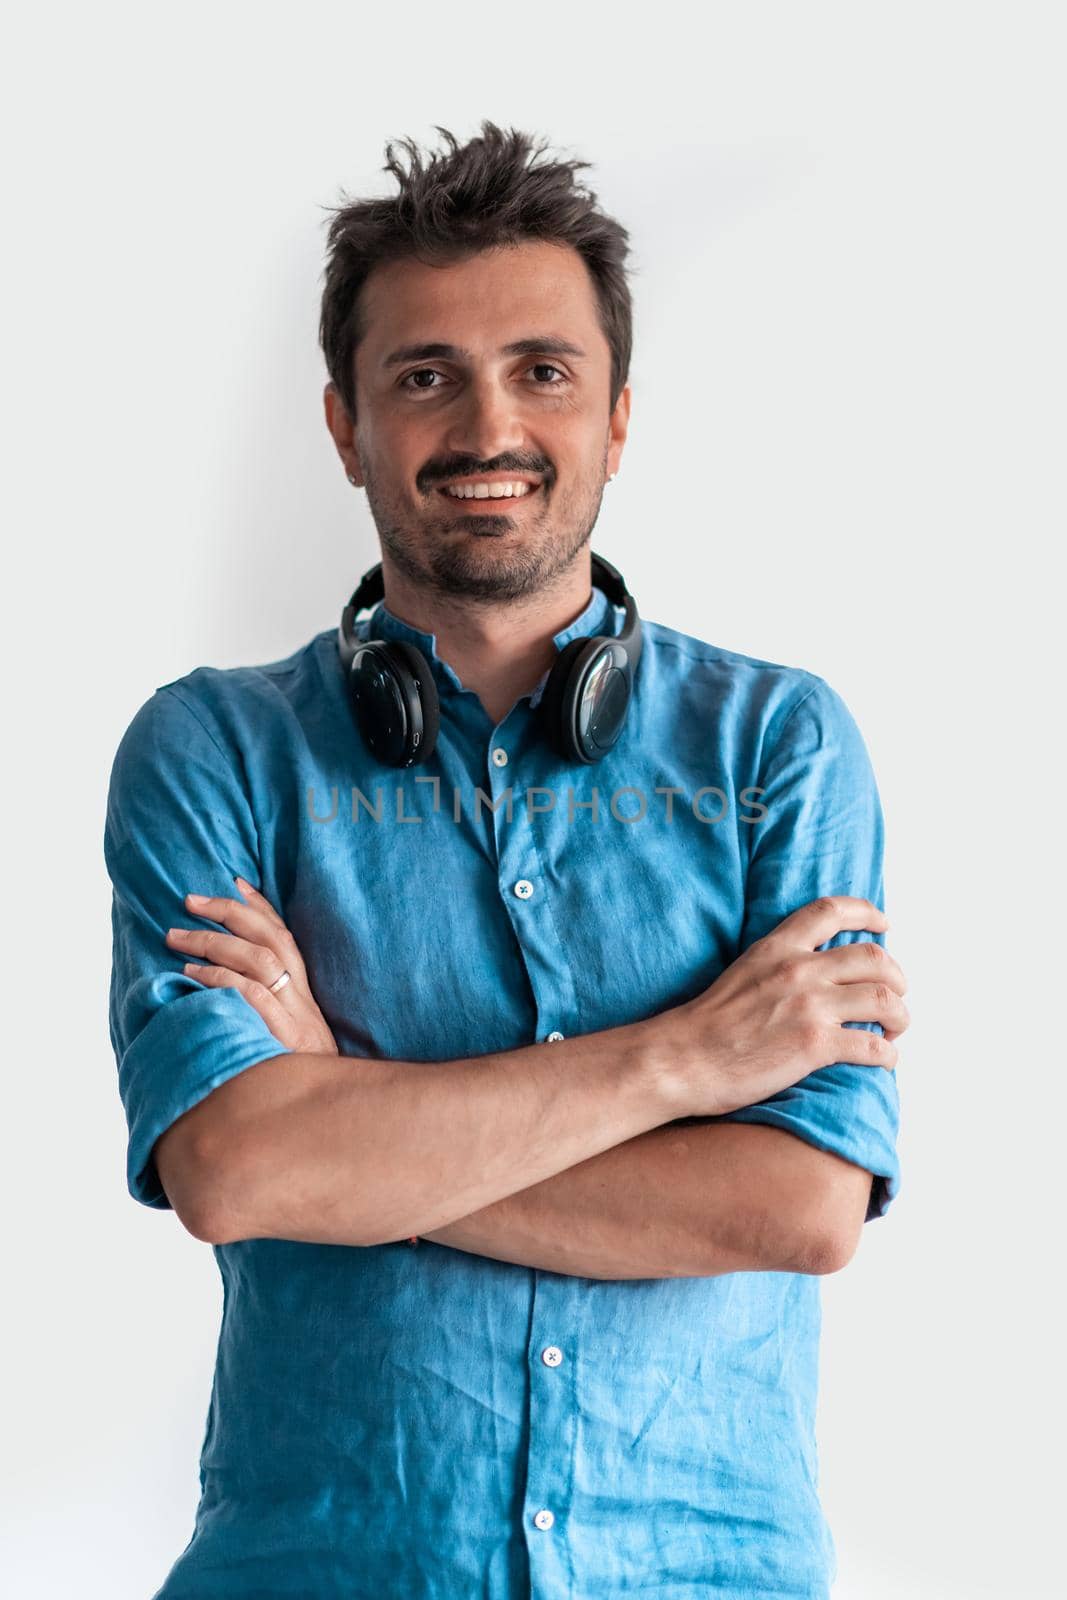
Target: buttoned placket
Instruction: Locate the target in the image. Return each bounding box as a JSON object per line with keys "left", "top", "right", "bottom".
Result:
{"left": 480, "top": 706, "right": 581, "bottom": 1584}
{"left": 481, "top": 707, "right": 577, "bottom": 1049}
{"left": 364, "top": 590, "right": 612, "bottom": 1579}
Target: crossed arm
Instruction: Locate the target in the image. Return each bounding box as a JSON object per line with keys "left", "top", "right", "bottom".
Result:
{"left": 163, "top": 881, "right": 878, "bottom": 1279}
{"left": 417, "top": 1116, "right": 873, "bottom": 1279}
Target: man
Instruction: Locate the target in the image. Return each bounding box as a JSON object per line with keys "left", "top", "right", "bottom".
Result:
{"left": 105, "top": 121, "right": 907, "bottom": 1598}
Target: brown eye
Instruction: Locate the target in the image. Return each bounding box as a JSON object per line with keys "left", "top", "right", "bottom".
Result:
{"left": 402, "top": 369, "right": 442, "bottom": 391}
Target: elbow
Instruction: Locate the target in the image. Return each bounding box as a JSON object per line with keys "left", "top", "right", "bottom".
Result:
{"left": 155, "top": 1123, "right": 245, "bottom": 1246}
{"left": 801, "top": 1227, "right": 860, "bottom": 1275}
{"left": 183, "top": 1192, "right": 238, "bottom": 1247}
{"left": 784, "top": 1161, "right": 871, "bottom": 1275}
{"left": 179, "top": 1200, "right": 229, "bottom": 1247}
{"left": 171, "top": 1176, "right": 236, "bottom": 1248}
{"left": 188, "top": 1144, "right": 248, "bottom": 1245}
{"left": 783, "top": 1201, "right": 864, "bottom": 1276}
{"left": 788, "top": 1211, "right": 864, "bottom": 1275}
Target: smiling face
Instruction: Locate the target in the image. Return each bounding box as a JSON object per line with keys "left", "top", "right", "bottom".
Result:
{"left": 324, "top": 239, "right": 630, "bottom": 603}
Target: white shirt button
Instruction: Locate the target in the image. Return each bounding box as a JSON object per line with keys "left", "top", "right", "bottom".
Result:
{"left": 542, "top": 1345, "right": 563, "bottom": 1367}
{"left": 491, "top": 746, "right": 509, "bottom": 767}
{"left": 513, "top": 879, "right": 534, "bottom": 900}
{"left": 545, "top": 1031, "right": 565, "bottom": 1043}
{"left": 533, "top": 1508, "right": 555, "bottom": 1531}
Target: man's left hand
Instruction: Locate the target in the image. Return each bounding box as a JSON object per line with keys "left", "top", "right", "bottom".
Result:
{"left": 165, "top": 877, "right": 339, "bottom": 1056}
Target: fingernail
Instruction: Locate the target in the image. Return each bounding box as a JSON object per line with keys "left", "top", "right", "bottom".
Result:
{"left": 234, "top": 876, "right": 252, "bottom": 894}
{"left": 186, "top": 893, "right": 208, "bottom": 905}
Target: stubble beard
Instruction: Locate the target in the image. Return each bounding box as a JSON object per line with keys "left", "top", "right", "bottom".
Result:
{"left": 362, "top": 465, "right": 608, "bottom": 603}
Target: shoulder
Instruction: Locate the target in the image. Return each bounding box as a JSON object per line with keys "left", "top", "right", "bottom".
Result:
{"left": 640, "top": 613, "right": 830, "bottom": 729}
{"left": 113, "top": 630, "right": 335, "bottom": 760}
{"left": 106, "top": 631, "right": 336, "bottom": 839}
{"left": 638, "top": 613, "right": 875, "bottom": 767}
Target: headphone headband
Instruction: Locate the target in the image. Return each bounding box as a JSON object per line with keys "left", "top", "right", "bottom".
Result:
{"left": 342, "top": 552, "right": 636, "bottom": 646}
{"left": 338, "top": 551, "right": 642, "bottom": 766}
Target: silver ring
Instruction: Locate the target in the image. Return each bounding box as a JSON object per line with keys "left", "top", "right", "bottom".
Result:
{"left": 268, "top": 969, "right": 292, "bottom": 994}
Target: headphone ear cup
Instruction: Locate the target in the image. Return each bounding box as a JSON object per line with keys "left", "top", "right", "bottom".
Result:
{"left": 386, "top": 640, "right": 440, "bottom": 763}
{"left": 345, "top": 639, "right": 440, "bottom": 767}
{"left": 538, "top": 637, "right": 590, "bottom": 761}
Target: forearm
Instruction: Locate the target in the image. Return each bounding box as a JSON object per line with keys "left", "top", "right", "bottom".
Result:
{"left": 200, "top": 1019, "right": 684, "bottom": 1248}
{"left": 421, "top": 1119, "right": 830, "bottom": 1279}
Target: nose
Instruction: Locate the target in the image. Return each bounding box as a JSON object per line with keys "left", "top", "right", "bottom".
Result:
{"left": 442, "top": 371, "right": 527, "bottom": 465}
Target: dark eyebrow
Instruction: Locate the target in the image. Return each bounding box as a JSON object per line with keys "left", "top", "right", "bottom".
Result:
{"left": 382, "top": 337, "right": 588, "bottom": 369}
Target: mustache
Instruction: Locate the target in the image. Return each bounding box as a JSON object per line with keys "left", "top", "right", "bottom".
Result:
{"left": 421, "top": 460, "right": 551, "bottom": 488}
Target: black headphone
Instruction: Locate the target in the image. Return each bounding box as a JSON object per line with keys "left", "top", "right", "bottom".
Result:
{"left": 338, "top": 551, "right": 643, "bottom": 768}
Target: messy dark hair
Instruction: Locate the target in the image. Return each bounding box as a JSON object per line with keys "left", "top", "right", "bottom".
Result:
{"left": 318, "top": 120, "right": 633, "bottom": 422}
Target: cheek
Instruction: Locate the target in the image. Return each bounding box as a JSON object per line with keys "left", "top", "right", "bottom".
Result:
{"left": 360, "top": 408, "right": 426, "bottom": 472}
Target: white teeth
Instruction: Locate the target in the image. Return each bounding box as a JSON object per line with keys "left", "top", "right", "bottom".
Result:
{"left": 443, "top": 481, "right": 535, "bottom": 499}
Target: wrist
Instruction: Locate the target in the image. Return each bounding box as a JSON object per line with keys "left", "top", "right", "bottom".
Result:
{"left": 622, "top": 1010, "right": 702, "bottom": 1122}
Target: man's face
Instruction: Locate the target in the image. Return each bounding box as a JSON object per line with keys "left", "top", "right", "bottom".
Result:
{"left": 326, "top": 240, "right": 630, "bottom": 602}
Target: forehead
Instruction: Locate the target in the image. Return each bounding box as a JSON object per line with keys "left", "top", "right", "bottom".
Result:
{"left": 358, "top": 240, "right": 606, "bottom": 362}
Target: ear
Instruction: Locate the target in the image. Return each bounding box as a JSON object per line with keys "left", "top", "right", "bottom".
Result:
{"left": 323, "top": 381, "right": 364, "bottom": 487}
{"left": 606, "top": 382, "right": 631, "bottom": 480}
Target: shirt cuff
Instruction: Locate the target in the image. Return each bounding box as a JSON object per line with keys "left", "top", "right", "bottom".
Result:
{"left": 119, "top": 982, "right": 293, "bottom": 1209}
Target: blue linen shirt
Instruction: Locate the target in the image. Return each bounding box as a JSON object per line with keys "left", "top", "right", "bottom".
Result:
{"left": 104, "top": 574, "right": 901, "bottom": 1599}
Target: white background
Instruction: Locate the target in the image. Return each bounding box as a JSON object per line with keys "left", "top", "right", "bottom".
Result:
{"left": 3, "top": 3, "right": 1062, "bottom": 1596}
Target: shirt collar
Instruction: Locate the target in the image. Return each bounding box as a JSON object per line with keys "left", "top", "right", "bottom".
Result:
{"left": 358, "top": 583, "right": 617, "bottom": 707}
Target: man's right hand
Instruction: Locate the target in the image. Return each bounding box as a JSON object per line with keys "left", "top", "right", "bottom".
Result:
{"left": 658, "top": 896, "right": 909, "bottom": 1118}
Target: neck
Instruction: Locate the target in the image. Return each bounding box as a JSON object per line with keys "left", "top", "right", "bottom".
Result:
{"left": 378, "top": 558, "right": 595, "bottom": 727}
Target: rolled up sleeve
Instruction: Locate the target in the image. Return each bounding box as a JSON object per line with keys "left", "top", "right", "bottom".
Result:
{"left": 104, "top": 683, "right": 292, "bottom": 1210}
{"left": 724, "top": 675, "right": 902, "bottom": 1222}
